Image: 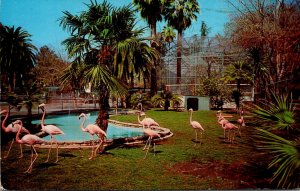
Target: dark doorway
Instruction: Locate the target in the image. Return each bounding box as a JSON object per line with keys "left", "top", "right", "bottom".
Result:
{"left": 187, "top": 98, "right": 199, "bottom": 111}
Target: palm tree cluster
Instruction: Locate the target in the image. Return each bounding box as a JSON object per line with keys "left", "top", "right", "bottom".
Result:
{"left": 0, "top": 24, "right": 37, "bottom": 93}
{"left": 134, "top": 0, "right": 200, "bottom": 91}
{"left": 59, "top": 0, "right": 159, "bottom": 131}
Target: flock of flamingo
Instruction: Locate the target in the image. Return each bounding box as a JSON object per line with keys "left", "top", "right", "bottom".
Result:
{"left": 217, "top": 110, "right": 246, "bottom": 143}
{"left": 1, "top": 104, "right": 245, "bottom": 173}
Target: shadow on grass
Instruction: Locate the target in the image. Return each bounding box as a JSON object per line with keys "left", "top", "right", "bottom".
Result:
{"left": 36, "top": 162, "right": 59, "bottom": 169}
{"left": 59, "top": 153, "right": 77, "bottom": 158}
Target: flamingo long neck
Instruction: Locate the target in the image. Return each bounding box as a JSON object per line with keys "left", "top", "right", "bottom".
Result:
{"left": 137, "top": 114, "right": 142, "bottom": 124}
{"left": 41, "top": 108, "right": 46, "bottom": 130}
{"left": 189, "top": 111, "right": 193, "bottom": 123}
{"left": 15, "top": 122, "right": 23, "bottom": 143}
{"left": 1, "top": 111, "right": 9, "bottom": 132}
{"left": 80, "top": 116, "right": 87, "bottom": 132}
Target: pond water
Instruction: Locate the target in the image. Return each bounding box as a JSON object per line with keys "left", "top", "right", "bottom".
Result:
{"left": 31, "top": 112, "right": 144, "bottom": 142}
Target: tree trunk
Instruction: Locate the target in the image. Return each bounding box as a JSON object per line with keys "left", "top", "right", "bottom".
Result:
{"left": 150, "top": 67, "right": 157, "bottom": 97}
{"left": 176, "top": 30, "right": 182, "bottom": 85}
{"left": 150, "top": 21, "right": 158, "bottom": 97}
{"left": 96, "top": 84, "right": 110, "bottom": 132}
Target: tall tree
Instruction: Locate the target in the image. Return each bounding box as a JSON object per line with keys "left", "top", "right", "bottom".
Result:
{"left": 162, "top": 25, "right": 176, "bottom": 44}
{"left": 0, "top": 24, "right": 37, "bottom": 93}
{"left": 164, "top": 0, "right": 200, "bottom": 85}
{"left": 60, "top": 1, "right": 158, "bottom": 132}
{"left": 133, "top": 0, "right": 166, "bottom": 96}
{"left": 222, "top": 61, "right": 252, "bottom": 111}
{"left": 35, "top": 46, "right": 68, "bottom": 88}
{"left": 227, "top": 0, "right": 300, "bottom": 99}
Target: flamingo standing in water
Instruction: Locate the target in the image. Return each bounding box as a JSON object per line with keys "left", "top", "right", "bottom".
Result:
{"left": 38, "top": 103, "right": 64, "bottom": 163}
{"left": 142, "top": 128, "right": 161, "bottom": 159}
{"left": 188, "top": 108, "right": 204, "bottom": 143}
{"left": 13, "top": 120, "right": 44, "bottom": 173}
{"left": 137, "top": 112, "right": 160, "bottom": 129}
{"left": 1, "top": 110, "right": 30, "bottom": 158}
{"left": 78, "top": 113, "right": 107, "bottom": 159}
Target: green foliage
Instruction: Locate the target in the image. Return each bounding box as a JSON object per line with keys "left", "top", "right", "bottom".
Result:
{"left": 130, "top": 92, "right": 151, "bottom": 109}
{"left": 151, "top": 94, "right": 164, "bottom": 107}
{"left": 196, "top": 77, "right": 226, "bottom": 97}
{"left": 162, "top": 25, "right": 176, "bottom": 43}
{"left": 252, "top": 94, "right": 295, "bottom": 131}
{"left": 255, "top": 129, "right": 300, "bottom": 188}
{"left": 164, "top": 0, "right": 200, "bottom": 32}
{"left": 0, "top": 24, "right": 37, "bottom": 92}
{"left": 151, "top": 91, "right": 182, "bottom": 110}
{"left": 253, "top": 93, "right": 299, "bottom": 188}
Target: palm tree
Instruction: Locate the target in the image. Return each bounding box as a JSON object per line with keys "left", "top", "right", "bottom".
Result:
{"left": 164, "top": 0, "right": 200, "bottom": 85}
{"left": 60, "top": 1, "right": 158, "bottom": 132}
{"left": 253, "top": 93, "right": 299, "bottom": 188}
{"left": 162, "top": 25, "right": 176, "bottom": 44}
{"left": 0, "top": 24, "right": 37, "bottom": 92}
{"left": 133, "top": 0, "right": 166, "bottom": 96}
{"left": 151, "top": 90, "right": 182, "bottom": 111}
{"left": 222, "top": 60, "right": 252, "bottom": 111}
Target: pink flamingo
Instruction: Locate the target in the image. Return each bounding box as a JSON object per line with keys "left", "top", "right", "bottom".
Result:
{"left": 13, "top": 120, "right": 44, "bottom": 173}
{"left": 38, "top": 103, "right": 64, "bottom": 163}
{"left": 217, "top": 113, "right": 230, "bottom": 139}
{"left": 237, "top": 116, "right": 245, "bottom": 136}
{"left": 142, "top": 128, "right": 161, "bottom": 159}
{"left": 78, "top": 113, "right": 107, "bottom": 160}
{"left": 1, "top": 110, "right": 30, "bottom": 158}
{"left": 224, "top": 122, "right": 239, "bottom": 143}
{"left": 137, "top": 112, "right": 160, "bottom": 129}
{"left": 188, "top": 108, "right": 204, "bottom": 143}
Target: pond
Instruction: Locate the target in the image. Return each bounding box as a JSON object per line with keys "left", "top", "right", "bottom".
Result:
{"left": 31, "top": 112, "right": 144, "bottom": 142}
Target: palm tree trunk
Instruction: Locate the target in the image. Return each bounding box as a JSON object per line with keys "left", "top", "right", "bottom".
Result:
{"left": 150, "top": 67, "right": 157, "bottom": 96}
{"left": 176, "top": 30, "right": 182, "bottom": 85}
{"left": 150, "top": 21, "right": 157, "bottom": 97}
{"left": 96, "top": 84, "right": 110, "bottom": 132}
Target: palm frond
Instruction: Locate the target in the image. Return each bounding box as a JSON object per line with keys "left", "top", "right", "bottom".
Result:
{"left": 255, "top": 128, "right": 300, "bottom": 188}
{"left": 252, "top": 93, "right": 295, "bottom": 131}
{"left": 84, "top": 64, "right": 127, "bottom": 97}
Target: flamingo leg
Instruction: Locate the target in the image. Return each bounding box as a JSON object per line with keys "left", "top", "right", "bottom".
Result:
{"left": 200, "top": 130, "right": 203, "bottom": 145}
{"left": 25, "top": 146, "right": 38, "bottom": 173}
{"left": 46, "top": 136, "right": 54, "bottom": 162}
{"left": 18, "top": 143, "right": 23, "bottom": 158}
{"left": 52, "top": 137, "right": 59, "bottom": 163}
{"left": 195, "top": 129, "right": 198, "bottom": 142}
{"left": 143, "top": 136, "right": 150, "bottom": 150}
{"left": 232, "top": 131, "right": 236, "bottom": 143}
{"left": 4, "top": 139, "right": 15, "bottom": 159}
{"left": 227, "top": 130, "right": 231, "bottom": 143}
{"left": 143, "top": 137, "right": 152, "bottom": 159}
{"left": 89, "top": 135, "right": 95, "bottom": 160}
{"left": 153, "top": 142, "right": 156, "bottom": 156}
{"left": 24, "top": 147, "right": 34, "bottom": 173}
{"left": 97, "top": 135, "right": 106, "bottom": 153}
{"left": 94, "top": 138, "right": 103, "bottom": 158}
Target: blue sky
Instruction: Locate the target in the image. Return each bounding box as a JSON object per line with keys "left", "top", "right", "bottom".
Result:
{"left": 0, "top": 0, "right": 233, "bottom": 54}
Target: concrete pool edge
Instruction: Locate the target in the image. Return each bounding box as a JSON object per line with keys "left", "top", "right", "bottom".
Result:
{"left": 31, "top": 119, "right": 173, "bottom": 149}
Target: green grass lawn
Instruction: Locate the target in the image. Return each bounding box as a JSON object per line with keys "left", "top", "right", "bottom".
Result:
{"left": 1, "top": 109, "right": 272, "bottom": 190}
